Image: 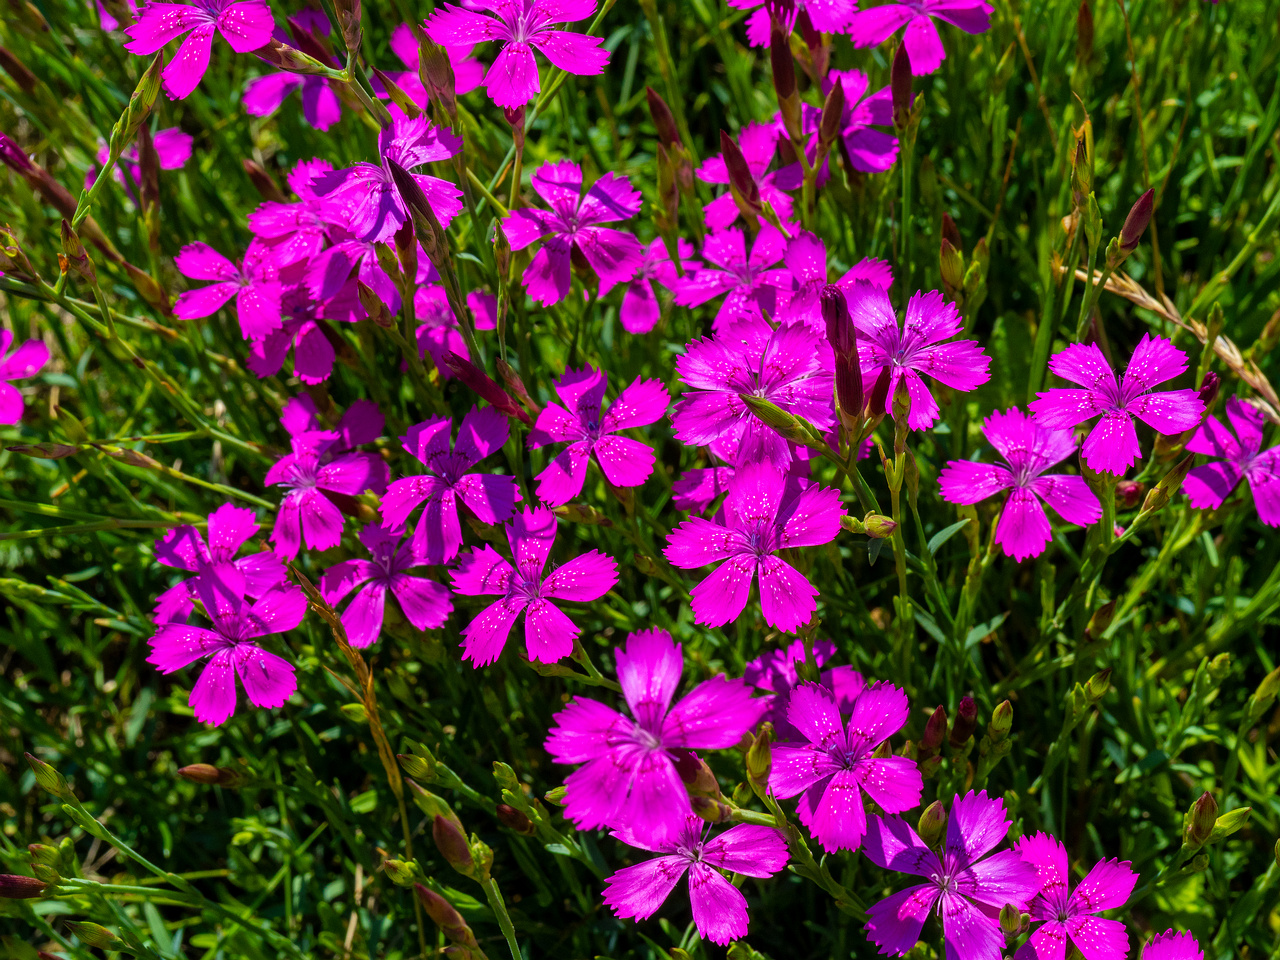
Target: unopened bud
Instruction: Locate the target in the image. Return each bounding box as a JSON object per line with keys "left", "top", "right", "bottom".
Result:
{"left": 0, "top": 874, "right": 47, "bottom": 899}
{"left": 940, "top": 238, "right": 964, "bottom": 294}
{"left": 645, "top": 86, "right": 681, "bottom": 148}
{"left": 1077, "top": 0, "right": 1094, "bottom": 65}
{"left": 1119, "top": 188, "right": 1155, "bottom": 252}
{"left": 543, "top": 785, "right": 567, "bottom": 806}
{"left": 419, "top": 36, "right": 457, "bottom": 125}
{"left": 415, "top": 883, "right": 481, "bottom": 948}
{"left": 443, "top": 353, "right": 531, "bottom": 424}
{"left": 433, "top": 815, "right": 474, "bottom": 876}
{"left": 30, "top": 862, "right": 59, "bottom": 884}
{"left": 333, "top": 0, "right": 361, "bottom": 55}
{"left": 817, "top": 76, "right": 846, "bottom": 151}
{"left": 999, "top": 903, "right": 1022, "bottom": 937}
{"left": 381, "top": 859, "right": 415, "bottom": 885}
{"left": 1185, "top": 792, "right": 1218, "bottom": 847}
{"left": 398, "top": 751, "right": 436, "bottom": 781}
{"left": 949, "top": 697, "right": 977, "bottom": 748}
{"left": 867, "top": 365, "right": 892, "bottom": 419}
{"left": 122, "top": 261, "right": 169, "bottom": 314}
{"left": 691, "top": 794, "right": 732, "bottom": 824}
{"left": 1085, "top": 668, "right": 1111, "bottom": 703}
{"left": 495, "top": 803, "right": 536, "bottom": 835}
{"left": 496, "top": 358, "right": 538, "bottom": 415}
{"left": 358, "top": 280, "right": 393, "bottom": 328}
{"left": 720, "top": 130, "right": 761, "bottom": 213}
{"left": 771, "top": 23, "right": 801, "bottom": 141}
{"left": 1142, "top": 453, "right": 1196, "bottom": 514}
{"left": 941, "top": 212, "right": 962, "bottom": 250}
{"left": 747, "top": 723, "right": 773, "bottom": 790}
{"left": 1207, "top": 653, "right": 1231, "bottom": 684}
{"left": 917, "top": 800, "right": 947, "bottom": 846}
{"left": 921, "top": 705, "right": 947, "bottom": 755}
{"left": 1257, "top": 309, "right": 1280, "bottom": 356}
{"left": 891, "top": 43, "right": 912, "bottom": 128}
{"left": 738, "top": 393, "right": 812, "bottom": 445}
{"left": 27, "top": 844, "right": 58, "bottom": 867}
{"left": 553, "top": 502, "right": 612, "bottom": 526}
{"left": 988, "top": 700, "right": 1013, "bottom": 741}
{"left": 373, "top": 68, "right": 421, "bottom": 119}
{"left": 673, "top": 749, "right": 720, "bottom": 796}
{"left": 1247, "top": 666, "right": 1280, "bottom": 722}
{"left": 177, "top": 763, "right": 242, "bottom": 787}
{"left": 24, "top": 753, "right": 71, "bottom": 799}
{"left": 1072, "top": 138, "right": 1092, "bottom": 205}
{"left": 1084, "top": 601, "right": 1116, "bottom": 641}
{"left": 863, "top": 514, "right": 897, "bottom": 539}
{"left": 1207, "top": 806, "right": 1251, "bottom": 845}
{"left": 242, "top": 158, "right": 286, "bottom": 203}
{"left": 137, "top": 123, "right": 159, "bottom": 214}
{"left": 68, "top": 922, "right": 124, "bottom": 949}
{"left": 1197, "top": 370, "right": 1220, "bottom": 409}
{"left": 1115, "top": 480, "right": 1144, "bottom": 508}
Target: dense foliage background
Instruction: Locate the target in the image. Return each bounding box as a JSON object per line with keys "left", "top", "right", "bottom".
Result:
{"left": 2, "top": 0, "right": 1280, "bottom": 958}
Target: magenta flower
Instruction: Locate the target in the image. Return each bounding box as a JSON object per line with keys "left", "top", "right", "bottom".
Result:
{"left": 938, "top": 408, "right": 1101, "bottom": 561}
{"left": 503, "top": 160, "right": 643, "bottom": 306}
{"left": 124, "top": 0, "right": 275, "bottom": 99}
{"left": 153, "top": 502, "right": 286, "bottom": 622}
{"left": 244, "top": 72, "right": 341, "bottom": 132}
{"left": 246, "top": 296, "right": 334, "bottom": 386}
{"left": 604, "top": 817, "right": 789, "bottom": 945}
{"left": 424, "top": 0, "right": 609, "bottom": 109}
{"left": 312, "top": 106, "right": 462, "bottom": 243}
{"left": 414, "top": 288, "right": 499, "bottom": 375}
{"left": 1143, "top": 931, "right": 1203, "bottom": 960}
{"left": 671, "top": 225, "right": 791, "bottom": 330}
{"left": 847, "top": 281, "right": 990, "bottom": 430}
{"left": 1014, "top": 832, "right": 1136, "bottom": 960}
{"left": 1028, "top": 334, "right": 1205, "bottom": 476}
{"left": 1184, "top": 396, "right": 1280, "bottom": 526}
{"left": 305, "top": 225, "right": 403, "bottom": 324}
{"left": 380, "top": 406, "right": 521, "bottom": 565}
{"left": 450, "top": 506, "right": 617, "bottom": 666}
{"left": 0, "top": 330, "right": 48, "bottom": 425}
{"left": 147, "top": 573, "right": 304, "bottom": 726}
{"left": 825, "top": 68, "right": 898, "bottom": 172}
{"left": 769, "top": 681, "right": 922, "bottom": 853}
{"left": 173, "top": 242, "right": 282, "bottom": 340}
{"left": 728, "top": 0, "right": 856, "bottom": 45}
{"left": 672, "top": 315, "right": 834, "bottom": 468}
{"left": 665, "top": 462, "right": 843, "bottom": 633}
{"left": 246, "top": 158, "right": 333, "bottom": 268}
{"left": 527, "top": 366, "right": 668, "bottom": 506}
{"left": 743, "top": 638, "right": 865, "bottom": 740}
{"left": 849, "top": 0, "right": 994, "bottom": 76}
{"left": 86, "top": 127, "right": 193, "bottom": 193}
{"left": 320, "top": 523, "right": 452, "bottom": 649}
{"left": 545, "top": 628, "right": 765, "bottom": 838}
{"left": 265, "top": 398, "right": 390, "bottom": 560}
{"left": 619, "top": 238, "right": 696, "bottom": 335}
{"left": 863, "top": 791, "right": 1040, "bottom": 960}
{"left": 775, "top": 230, "right": 893, "bottom": 329}
{"left": 381, "top": 22, "right": 484, "bottom": 108}
{"left": 671, "top": 465, "right": 735, "bottom": 513}
{"left": 98, "top": 0, "right": 139, "bottom": 31}
{"left": 696, "top": 123, "right": 798, "bottom": 231}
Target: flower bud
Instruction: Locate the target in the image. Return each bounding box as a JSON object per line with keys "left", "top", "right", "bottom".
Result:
{"left": 1247, "top": 666, "right": 1280, "bottom": 723}
{"left": 398, "top": 751, "right": 436, "bottom": 781}
{"left": 373, "top": 68, "right": 421, "bottom": 119}
{"left": 333, "top": 0, "right": 361, "bottom": 55}
{"left": 415, "top": 883, "right": 481, "bottom": 949}
{"left": 394, "top": 219, "right": 419, "bottom": 282}
{"left": 0, "top": 46, "right": 37, "bottom": 93}
{"left": 1184, "top": 792, "right": 1217, "bottom": 847}
{"left": 1207, "top": 652, "right": 1231, "bottom": 685}
{"left": 442, "top": 352, "right": 532, "bottom": 425}
{"left": 1115, "top": 480, "right": 1144, "bottom": 508}
{"left": 1197, "top": 370, "right": 1220, "bottom": 410}
{"left": 1076, "top": 0, "right": 1094, "bottom": 65}
{"left": 123, "top": 261, "right": 170, "bottom": 315}
{"left": 0, "top": 874, "right": 47, "bottom": 899}
{"left": 1084, "top": 601, "right": 1116, "bottom": 641}
{"left": 504, "top": 105, "right": 526, "bottom": 154}
{"left": 137, "top": 122, "right": 159, "bottom": 214}
{"left": 177, "top": 763, "right": 242, "bottom": 787}
{"left": 1119, "top": 188, "right": 1155, "bottom": 252}
{"left": 1072, "top": 137, "right": 1092, "bottom": 206}
{"left": 940, "top": 238, "right": 964, "bottom": 296}
{"left": 553, "top": 502, "right": 612, "bottom": 526}
{"left": 1141, "top": 452, "right": 1196, "bottom": 514}
{"left": 496, "top": 358, "right": 539, "bottom": 416}
{"left": 673, "top": 749, "right": 720, "bottom": 797}
{"left": 691, "top": 794, "right": 732, "bottom": 824}
{"left": 24, "top": 753, "right": 71, "bottom": 799}
{"left": 357, "top": 280, "right": 393, "bottom": 328}
{"left": 921, "top": 705, "right": 947, "bottom": 755}
{"left": 1085, "top": 668, "right": 1111, "bottom": 704}
{"left": 433, "top": 814, "right": 475, "bottom": 877}
{"left": 419, "top": 36, "right": 457, "bottom": 125}
{"left": 387, "top": 158, "right": 450, "bottom": 269}
{"left": 817, "top": 76, "right": 846, "bottom": 152}
{"left": 891, "top": 43, "right": 912, "bottom": 128}
{"left": 646, "top": 86, "right": 681, "bottom": 148}
{"left": 543, "top": 785, "right": 567, "bottom": 806}
{"left": 720, "top": 130, "right": 761, "bottom": 214}
{"left": 866, "top": 365, "right": 892, "bottom": 419}
{"left": 747, "top": 723, "right": 773, "bottom": 790}
{"left": 771, "top": 23, "right": 801, "bottom": 142}
{"left": 382, "top": 858, "right": 416, "bottom": 885}
{"left": 988, "top": 701, "right": 1013, "bottom": 742}
{"left": 27, "top": 843, "right": 58, "bottom": 866}
{"left": 30, "top": 861, "right": 59, "bottom": 884}
{"left": 738, "top": 393, "right": 814, "bottom": 446}
{"left": 58, "top": 220, "right": 95, "bottom": 285}
{"left": 949, "top": 696, "right": 977, "bottom": 748}
{"left": 242, "top": 158, "right": 286, "bottom": 203}
{"left": 999, "top": 903, "right": 1022, "bottom": 937}
{"left": 68, "top": 922, "right": 125, "bottom": 949}
{"left": 0, "top": 132, "right": 34, "bottom": 174}
{"left": 410, "top": 782, "right": 459, "bottom": 825}
{"left": 917, "top": 800, "right": 947, "bottom": 846}
{"left": 1207, "top": 806, "right": 1251, "bottom": 845}
{"left": 863, "top": 514, "right": 898, "bottom": 539}
{"left": 495, "top": 803, "right": 536, "bottom": 836}
{"left": 1256, "top": 309, "right": 1280, "bottom": 357}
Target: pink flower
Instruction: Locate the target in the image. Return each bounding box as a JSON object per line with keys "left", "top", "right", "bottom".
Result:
{"left": 527, "top": 365, "right": 668, "bottom": 506}
{"left": 728, "top": 0, "right": 856, "bottom": 46}
{"left": 152, "top": 502, "right": 286, "bottom": 622}
{"left": 147, "top": 573, "right": 305, "bottom": 726}
{"left": 378, "top": 22, "right": 484, "bottom": 108}
{"left": 743, "top": 637, "right": 866, "bottom": 730}
{"left": 665, "top": 461, "right": 843, "bottom": 633}
{"left": 619, "top": 238, "right": 696, "bottom": 335}
{"left": 0, "top": 330, "right": 48, "bottom": 425}
{"left": 849, "top": 0, "right": 993, "bottom": 76}
{"left": 1029, "top": 334, "right": 1205, "bottom": 476}
{"left": 1014, "top": 832, "right": 1136, "bottom": 960}
{"left": 775, "top": 230, "right": 893, "bottom": 329}
{"left": 320, "top": 523, "right": 452, "bottom": 649}
{"left": 98, "top": 0, "right": 139, "bottom": 32}
{"left": 1184, "top": 396, "right": 1280, "bottom": 526}
{"left": 424, "top": 0, "right": 608, "bottom": 108}
{"left": 863, "top": 791, "right": 1040, "bottom": 960}
{"left": 1142, "top": 931, "right": 1203, "bottom": 960}
{"left": 173, "top": 242, "right": 283, "bottom": 340}
{"left": 245, "top": 293, "right": 335, "bottom": 385}
{"left": 246, "top": 158, "right": 333, "bottom": 268}
{"left": 604, "top": 817, "right": 789, "bottom": 945}
{"left": 938, "top": 408, "right": 1101, "bottom": 561}
{"left": 450, "top": 506, "right": 617, "bottom": 666}
{"left": 265, "top": 397, "right": 390, "bottom": 560}
{"left": 125, "top": 0, "right": 275, "bottom": 99}
{"left": 824, "top": 68, "right": 899, "bottom": 172}
{"left": 769, "top": 681, "right": 922, "bottom": 852}
{"left": 85, "top": 127, "right": 193, "bottom": 193}
{"left": 503, "top": 160, "right": 643, "bottom": 306}
{"left": 671, "top": 225, "right": 791, "bottom": 330}
{"left": 672, "top": 315, "right": 834, "bottom": 468}
{"left": 848, "top": 281, "right": 990, "bottom": 431}
{"left": 545, "top": 628, "right": 765, "bottom": 839}
{"left": 380, "top": 406, "right": 521, "bottom": 565}
{"left": 305, "top": 223, "right": 404, "bottom": 323}
{"left": 671, "top": 464, "right": 736, "bottom": 513}
{"left": 696, "top": 123, "right": 798, "bottom": 231}
{"left": 311, "top": 106, "right": 463, "bottom": 243}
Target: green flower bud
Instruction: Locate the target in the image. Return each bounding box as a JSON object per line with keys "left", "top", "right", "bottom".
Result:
{"left": 1184, "top": 792, "right": 1218, "bottom": 848}
{"left": 1085, "top": 668, "right": 1111, "bottom": 704}
{"left": 1207, "top": 653, "right": 1231, "bottom": 684}
{"left": 68, "top": 922, "right": 125, "bottom": 949}
{"left": 24, "top": 753, "right": 71, "bottom": 800}
{"left": 988, "top": 701, "right": 1013, "bottom": 742}
{"left": 747, "top": 724, "right": 773, "bottom": 791}
{"left": 544, "top": 785, "right": 567, "bottom": 806}
{"left": 1084, "top": 601, "right": 1116, "bottom": 641}
{"left": 382, "top": 859, "right": 417, "bottom": 886}
{"left": 1207, "top": 806, "right": 1251, "bottom": 845}
{"left": 496, "top": 803, "right": 536, "bottom": 836}
{"left": 917, "top": 800, "right": 947, "bottom": 847}
{"left": 691, "top": 795, "right": 732, "bottom": 824}
{"left": 998, "top": 903, "right": 1022, "bottom": 937}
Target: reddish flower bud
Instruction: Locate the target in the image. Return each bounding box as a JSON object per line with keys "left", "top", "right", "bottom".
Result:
{"left": 0, "top": 131, "right": 33, "bottom": 174}
{"left": 432, "top": 814, "right": 474, "bottom": 875}
{"left": 818, "top": 77, "right": 846, "bottom": 150}
{"left": 645, "top": 86, "right": 681, "bottom": 148}
{"left": 495, "top": 803, "right": 536, "bottom": 836}
{"left": 949, "top": 696, "right": 977, "bottom": 747}
{"left": 0, "top": 46, "right": 37, "bottom": 93}
{"left": 1185, "top": 792, "right": 1217, "bottom": 847}
{"left": 1197, "top": 370, "right": 1220, "bottom": 409}
{"left": 941, "top": 213, "right": 963, "bottom": 250}
{"left": 1077, "top": 0, "right": 1094, "bottom": 65}
{"left": 419, "top": 35, "right": 458, "bottom": 125}
{"left": 920, "top": 705, "right": 947, "bottom": 755}
{"left": 177, "top": 763, "right": 243, "bottom": 787}
{"left": 414, "top": 884, "right": 480, "bottom": 948}
{"left": 504, "top": 105, "right": 526, "bottom": 154}
{"left": 891, "top": 43, "right": 912, "bottom": 126}
{"left": 1119, "top": 188, "right": 1154, "bottom": 252}
{"left": 442, "top": 353, "right": 531, "bottom": 425}
{"left": 821, "top": 284, "right": 863, "bottom": 418}
{"left": 867, "top": 365, "right": 893, "bottom": 418}
{"left": 771, "top": 23, "right": 801, "bottom": 141}
{"left": 719, "top": 130, "right": 761, "bottom": 211}
{"left": 0, "top": 874, "right": 47, "bottom": 899}
{"left": 242, "top": 158, "right": 286, "bottom": 203}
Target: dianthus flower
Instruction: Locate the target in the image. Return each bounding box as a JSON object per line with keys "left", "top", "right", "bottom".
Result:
{"left": 672, "top": 315, "right": 834, "bottom": 468}
{"left": 124, "top": 0, "right": 275, "bottom": 99}
{"left": 619, "top": 238, "right": 695, "bottom": 335}
{"left": 847, "top": 281, "right": 990, "bottom": 430}
{"left": 414, "top": 287, "right": 498, "bottom": 375}
{"left": 604, "top": 817, "right": 789, "bottom": 945}
{"left": 824, "top": 68, "right": 898, "bottom": 172}
{"left": 1029, "top": 335, "right": 1204, "bottom": 476}
{"left": 1143, "top": 931, "right": 1203, "bottom": 960}
{"left": 173, "top": 242, "right": 282, "bottom": 339}
{"left": 245, "top": 291, "right": 334, "bottom": 386}
{"left": 381, "top": 22, "right": 484, "bottom": 109}
{"left": 265, "top": 398, "right": 389, "bottom": 560}
{"left": 849, "top": 0, "right": 993, "bottom": 76}
{"left": 312, "top": 105, "right": 462, "bottom": 242}
{"left": 0, "top": 330, "right": 49, "bottom": 425}
{"left": 775, "top": 231, "right": 893, "bottom": 328}
{"left": 147, "top": 573, "right": 304, "bottom": 726}
{"left": 503, "top": 160, "right": 643, "bottom": 306}
{"left": 671, "top": 225, "right": 790, "bottom": 329}
{"left": 246, "top": 158, "right": 333, "bottom": 268}
{"left": 744, "top": 638, "right": 864, "bottom": 739}
{"left": 1014, "top": 832, "right": 1137, "bottom": 960}
{"left": 863, "top": 791, "right": 1040, "bottom": 960}
{"left": 527, "top": 366, "right": 668, "bottom": 506}
{"left": 665, "top": 462, "right": 843, "bottom": 633}
{"left": 728, "top": 0, "right": 855, "bottom": 45}
{"left": 770, "top": 681, "right": 921, "bottom": 852}
{"left": 450, "top": 506, "right": 617, "bottom": 666}
{"left": 380, "top": 406, "right": 521, "bottom": 565}
{"left": 153, "top": 502, "right": 286, "bottom": 622}
{"left": 1183, "top": 396, "right": 1279, "bottom": 526}
{"left": 696, "top": 123, "right": 797, "bottom": 231}
{"left": 320, "top": 523, "right": 452, "bottom": 649}
{"left": 85, "top": 127, "right": 192, "bottom": 193}
{"left": 545, "top": 628, "right": 765, "bottom": 838}
{"left": 424, "top": 0, "right": 609, "bottom": 109}
{"left": 938, "top": 408, "right": 1101, "bottom": 561}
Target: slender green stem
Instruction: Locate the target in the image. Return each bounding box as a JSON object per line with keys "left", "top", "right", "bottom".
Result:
{"left": 480, "top": 877, "right": 522, "bottom": 960}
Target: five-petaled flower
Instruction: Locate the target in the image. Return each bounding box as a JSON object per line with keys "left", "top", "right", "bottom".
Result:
{"left": 1183, "top": 396, "right": 1280, "bottom": 526}
{"left": 671, "top": 225, "right": 791, "bottom": 330}
{"left": 173, "top": 242, "right": 283, "bottom": 340}
{"left": 450, "top": 506, "right": 617, "bottom": 666}
{"left": 527, "top": 365, "right": 668, "bottom": 506}
{"left": 545, "top": 628, "right": 764, "bottom": 840}
{"left": 125, "top": 0, "right": 275, "bottom": 99}
{"left": 938, "top": 407, "right": 1102, "bottom": 561}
